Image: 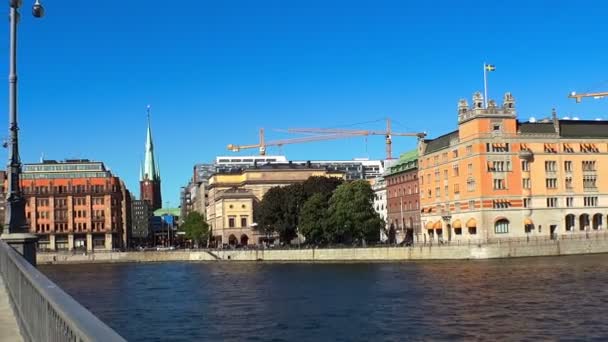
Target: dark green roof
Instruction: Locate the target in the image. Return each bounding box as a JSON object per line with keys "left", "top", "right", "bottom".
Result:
{"left": 559, "top": 120, "right": 608, "bottom": 138}
{"left": 386, "top": 149, "right": 418, "bottom": 175}
{"left": 424, "top": 131, "right": 459, "bottom": 154}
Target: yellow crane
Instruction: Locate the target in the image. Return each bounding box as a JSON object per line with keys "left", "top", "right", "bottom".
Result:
{"left": 568, "top": 91, "right": 608, "bottom": 103}
{"left": 286, "top": 118, "right": 426, "bottom": 160}
{"left": 226, "top": 128, "right": 361, "bottom": 156}
{"left": 227, "top": 118, "right": 426, "bottom": 159}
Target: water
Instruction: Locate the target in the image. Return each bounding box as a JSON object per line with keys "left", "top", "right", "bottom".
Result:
{"left": 40, "top": 255, "right": 608, "bottom": 341}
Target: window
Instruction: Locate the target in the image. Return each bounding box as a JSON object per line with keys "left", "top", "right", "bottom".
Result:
{"left": 452, "top": 164, "right": 460, "bottom": 177}
{"left": 522, "top": 178, "right": 531, "bottom": 189}
{"left": 454, "top": 183, "right": 460, "bottom": 194}
{"left": 565, "top": 176, "right": 573, "bottom": 189}
{"left": 582, "top": 160, "right": 596, "bottom": 171}
{"left": 241, "top": 217, "right": 248, "bottom": 227}
{"left": 434, "top": 170, "right": 440, "bottom": 183}
{"left": 443, "top": 170, "right": 448, "bottom": 180}
{"left": 467, "top": 178, "right": 476, "bottom": 192}
{"left": 521, "top": 160, "right": 530, "bottom": 172}
{"left": 228, "top": 217, "right": 235, "bottom": 228}
{"left": 467, "top": 163, "right": 473, "bottom": 175}
{"left": 563, "top": 144, "right": 575, "bottom": 153}
{"left": 545, "top": 178, "right": 557, "bottom": 189}
{"left": 435, "top": 187, "right": 440, "bottom": 198}
{"left": 546, "top": 197, "right": 558, "bottom": 208}
{"left": 495, "top": 219, "right": 509, "bottom": 234}
{"left": 584, "top": 196, "right": 598, "bottom": 207}
{"left": 442, "top": 152, "right": 448, "bottom": 161}
{"left": 452, "top": 149, "right": 459, "bottom": 158}
{"left": 468, "top": 200, "right": 476, "bottom": 210}
{"left": 466, "top": 145, "right": 473, "bottom": 155}
{"left": 564, "top": 161, "right": 572, "bottom": 172}
{"left": 523, "top": 198, "right": 531, "bottom": 208}
{"left": 583, "top": 176, "right": 597, "bottom": 189}
{"left": 493, "top": 124, "right": 501, "bottom": 131}
{"left": 444, "top": 185, "right": 448, "bottom": 196}
{"left": 566, "top": 197, "right": 573, "bottom": 207}
{"left": 493, "top": 178, "right": 506, "bottom": 190}
{"left": 545, "top": 161, "right": 557, "bottom": 172}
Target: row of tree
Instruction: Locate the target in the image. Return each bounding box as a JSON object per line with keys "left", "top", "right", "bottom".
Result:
{"left": 255, "top": 176, "right": 383, "bottom": 245}
{"left": 180, "top": 176, "right": 384, "bottom": 247}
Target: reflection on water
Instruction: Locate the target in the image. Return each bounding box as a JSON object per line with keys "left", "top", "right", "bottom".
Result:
{"left": 40, "top": 255, "right": 608, "bottom": 341}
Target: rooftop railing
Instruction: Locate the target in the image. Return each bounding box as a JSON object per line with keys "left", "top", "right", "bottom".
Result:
{"left": 0, "top": 239, "right": 125, "bottom": 342}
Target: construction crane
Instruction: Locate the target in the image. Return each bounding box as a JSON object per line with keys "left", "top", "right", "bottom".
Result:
{"left": 569, "top": 91, "right": 608, "bottom": 103}
{"left": 286, "top": 118, "right": 426, "bottom": 160}
{"left": 226, "top": 128, "right": 365, "bottom": 156}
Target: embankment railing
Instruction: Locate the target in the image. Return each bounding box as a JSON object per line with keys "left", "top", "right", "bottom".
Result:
{"left": 0, "top": 239, "right": 126, "bottom": 342}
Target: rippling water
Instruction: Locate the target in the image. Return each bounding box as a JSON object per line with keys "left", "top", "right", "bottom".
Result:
{"left": 39, "top": 255, "right": 608, "bottom": 341}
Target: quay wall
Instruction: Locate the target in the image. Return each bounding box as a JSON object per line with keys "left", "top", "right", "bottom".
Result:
{"left": 37, "top": 237, "right": 608, "bottom": 264}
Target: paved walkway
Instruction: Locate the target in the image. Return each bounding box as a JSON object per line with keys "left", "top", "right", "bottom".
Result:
{"left": 0, "top": 275, "right": 23, "bottom": 342}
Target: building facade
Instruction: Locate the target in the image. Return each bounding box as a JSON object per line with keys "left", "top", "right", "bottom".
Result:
{"left": 16, "top": 159, "right": 131, "bottom": 251}
{"left": 140, "top": 110, "right": 162, "bottom": 211}
{"left": 206, "top": 164, "right": 344, "bottom": 246}
{"left": 131, "top": 199, "right": 152, "bottom": 246}
{"left": 419, "top": 91, "right": 608, "bottom": 243}
{"left": 372, "top": 177, "right": 388, "bottom": 241}
{"left": 385, "top": 150, "right": 420, "bottom": 244}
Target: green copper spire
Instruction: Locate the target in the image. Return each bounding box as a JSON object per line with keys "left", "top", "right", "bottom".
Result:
{"left": 143, "top": 105, "right": 158, "bottom": 181}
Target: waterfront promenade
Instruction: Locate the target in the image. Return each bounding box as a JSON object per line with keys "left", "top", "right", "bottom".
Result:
{"left": 0, "top": 275, "right": 22, "bottom": 342}
{"left": 38, "top": 232, "right": 608, "bottom": 264}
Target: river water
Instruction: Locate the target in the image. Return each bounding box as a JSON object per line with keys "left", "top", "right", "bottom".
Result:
{"left": 40, "top": 255, "right": 608, "bottom": 341}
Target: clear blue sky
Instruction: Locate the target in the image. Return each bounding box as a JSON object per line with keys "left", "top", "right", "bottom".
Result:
{"left": 1, "top": 0, "right": 607, "bottom": 205}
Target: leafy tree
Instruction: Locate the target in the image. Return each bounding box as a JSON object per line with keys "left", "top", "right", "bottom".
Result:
{"left": 299, "top": 193, "right": 330, "bottom": 245}
{"left": 254, "top": 187, "right": 285, "bottom": 238}
{"left": 326, "top": 180, "right": 383, "bottom": 245}
{"left": 181, "top": 212, "right": 209, "bottom": 247}
{"left": 301, "top": 176, "right": 343, "bottom": 198}
{"left": 254, "top": 176, "right": 344, "bottom": 244}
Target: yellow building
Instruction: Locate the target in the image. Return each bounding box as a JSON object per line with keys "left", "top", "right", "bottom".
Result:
{"left": 420, "top": 92, "right": 608, "bottom": 243}
{"left": 206, "top": 164, "right": 344, "bottom": 245}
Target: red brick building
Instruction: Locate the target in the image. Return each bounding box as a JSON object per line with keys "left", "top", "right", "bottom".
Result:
{"left": 385, "top": 150, "right": 420, "bottom": 243}
{"left": 14, "top": 159, "right": 132, "bottom": 251}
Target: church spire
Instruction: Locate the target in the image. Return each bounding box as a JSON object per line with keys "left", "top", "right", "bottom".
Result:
{"left": 143, "top": 105, "right": 157, "bottom": 181}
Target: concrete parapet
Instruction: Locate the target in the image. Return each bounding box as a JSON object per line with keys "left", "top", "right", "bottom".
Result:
{"left": 36, "top": 237, "right": 608, "bottom": 264}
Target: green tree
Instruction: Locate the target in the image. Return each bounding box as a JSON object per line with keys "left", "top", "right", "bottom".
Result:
{"left": 181, "top": 212, "right": 209, "bottom": 247}
{"left": 326, "top": 180, "right": 383, "bottom": 245}
{"left": 299, "top": 193, "right": 330, "bottom": 245}
{"left": 254, "top": 176, "right": 344, "bottom": 245}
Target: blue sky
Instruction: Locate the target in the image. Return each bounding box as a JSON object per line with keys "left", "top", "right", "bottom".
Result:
{"left": 1, "top": 0, "right": 608, "bottom": 205}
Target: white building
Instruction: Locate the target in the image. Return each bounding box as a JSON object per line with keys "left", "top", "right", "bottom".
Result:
{"left": 372, "top": 176, "right": 388, "bottom": 241}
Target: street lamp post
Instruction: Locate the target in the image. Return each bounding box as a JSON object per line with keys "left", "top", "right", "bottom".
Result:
{"left": 1, "top": 0, "right": 45, "bottom": 265}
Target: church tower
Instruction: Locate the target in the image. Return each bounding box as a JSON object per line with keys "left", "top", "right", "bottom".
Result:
{"left": 140, "top": 105, "right": 162, "bottom": 210}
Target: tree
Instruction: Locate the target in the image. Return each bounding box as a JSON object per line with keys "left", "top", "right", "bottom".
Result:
{"left": 326, "top": 180, "right": 383, "bottom": 245}
{"left": 299, "top": 193, "right": 330, "bottom": 245}
{"left": 181, "top": 212, "right": 209, "bottom": 247}
{"left": 254, "top": 176, "right": 344, "bottom": 245}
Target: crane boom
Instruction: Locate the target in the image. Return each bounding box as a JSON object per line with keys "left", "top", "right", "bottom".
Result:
{"left": 286, "top": 118, "right": 426, "bottom": 159}
{"left": 569, "top": 91, "right": 608, "bottom": 103}
{"left": 226, "top": 118, "right": 426, "bottom": 159}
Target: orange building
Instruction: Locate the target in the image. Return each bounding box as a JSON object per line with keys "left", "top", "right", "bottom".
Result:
{"left": 14, "top": 159, "right": 131, "bottom": 251}
{"left": 419, "top": 92, "right": 608, "bottom": 243}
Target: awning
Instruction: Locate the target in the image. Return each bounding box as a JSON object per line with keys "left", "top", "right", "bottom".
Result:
{"left": 466, "top": 218, "right": 477, "bottom": 228}
{"left": 433, "top": 220, "right": 443, "bottom": 229}
{"left": 425, "top": 221, "right": 434, "bottom": 229}
{"left": 452, "top": 219, "right": 462, "bottom": 229}
{"left": 524, "top": 217, "right": 533, "bottom": 226}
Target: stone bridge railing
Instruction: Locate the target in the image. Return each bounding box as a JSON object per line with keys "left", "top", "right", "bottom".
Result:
{"left": 0, "top": 239, "right": 125, "bottom": 342}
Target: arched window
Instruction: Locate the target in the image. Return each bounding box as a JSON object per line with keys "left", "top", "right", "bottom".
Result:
{"left": 495, "top": 219, "right": 509, "bottom": 234}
